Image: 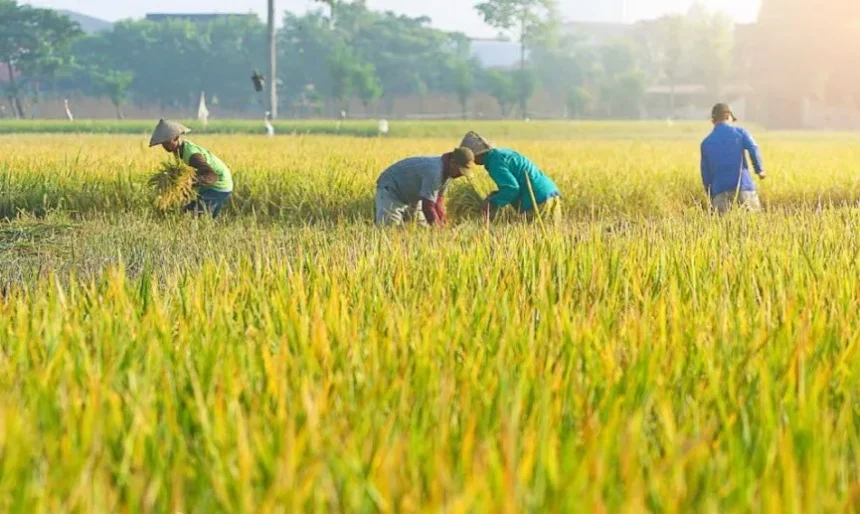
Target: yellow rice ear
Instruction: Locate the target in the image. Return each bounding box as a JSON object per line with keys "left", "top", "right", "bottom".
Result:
{"left": 147, "top": 158, "right": 197, "bottom": 212}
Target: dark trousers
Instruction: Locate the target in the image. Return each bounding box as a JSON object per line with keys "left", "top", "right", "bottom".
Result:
{"left": 185, "top": 189, "right": 232, "bottom": 219}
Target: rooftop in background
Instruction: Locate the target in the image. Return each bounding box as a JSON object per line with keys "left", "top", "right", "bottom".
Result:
{"left": 145, "top": 13, "right": 258, "bottom": 23}
{"left": 58, "top": 9, "right": 113, "bottom": 34}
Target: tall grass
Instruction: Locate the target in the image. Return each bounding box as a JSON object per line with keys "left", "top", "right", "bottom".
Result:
{"left": 0, "top": 130, "right": 857, "bottom": 513}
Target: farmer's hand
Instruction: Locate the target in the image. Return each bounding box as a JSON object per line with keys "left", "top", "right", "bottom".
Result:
{"left": 758, "top": 171, "right": 767, "bottom": 180}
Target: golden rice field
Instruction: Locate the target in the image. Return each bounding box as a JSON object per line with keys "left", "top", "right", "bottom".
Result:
{"left": 0, "top": 126, "right": 858, "bottom": 513}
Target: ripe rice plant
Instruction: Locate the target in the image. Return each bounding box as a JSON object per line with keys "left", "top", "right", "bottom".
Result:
{"left": 0, "top": 126, "right": 857, "bottom": 513}
{"left": 147, "top": 157, "right": 197, "bottom": 212}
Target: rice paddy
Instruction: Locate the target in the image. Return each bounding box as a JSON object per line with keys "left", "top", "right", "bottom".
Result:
{"left": 0, "top": 125, "right": 857, "bottom": 513}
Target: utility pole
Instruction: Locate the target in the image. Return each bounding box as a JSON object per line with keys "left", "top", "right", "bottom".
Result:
{"left": 267, "top": 0, "right": 278, "bottom": 119}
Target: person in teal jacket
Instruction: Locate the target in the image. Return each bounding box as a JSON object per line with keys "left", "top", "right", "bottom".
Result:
{"left": 459, "top": 132, "right": 562, "bottom": 224}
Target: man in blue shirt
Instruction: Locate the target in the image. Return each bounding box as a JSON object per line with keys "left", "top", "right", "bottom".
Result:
{"left": 701, "top": 103, "right": 767, "bottom": 213}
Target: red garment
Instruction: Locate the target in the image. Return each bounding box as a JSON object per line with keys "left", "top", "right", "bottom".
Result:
{"left": 422, "top": 195, "right": 447, "bottom": 226}
{"left": 423, "top": 154, "right": 452, "bottom": 226}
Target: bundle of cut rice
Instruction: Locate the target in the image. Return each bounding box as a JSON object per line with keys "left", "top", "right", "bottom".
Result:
{"left": 148, "top": 158, "right": 197, "bottom": 212}
{"left": 459, "top": 181, "right": 487, "bottom": 212}
{"left": 447, "top": 178, "right": 489, "bottom": 219}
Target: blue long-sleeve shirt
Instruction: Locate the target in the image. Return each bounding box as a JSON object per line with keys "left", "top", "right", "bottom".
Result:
{"left": 484, "top": 149, "right": 560, "bottom": 212}
{"left": 700, "top": 123, "right": 764, "bottom": 198}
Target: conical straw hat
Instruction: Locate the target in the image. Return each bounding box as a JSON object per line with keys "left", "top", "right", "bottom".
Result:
{"left": 459, "top": 131, "right": 493, "bottom": 156}
{"left": 149, "top": 119, "right": 190, "bottom": 147}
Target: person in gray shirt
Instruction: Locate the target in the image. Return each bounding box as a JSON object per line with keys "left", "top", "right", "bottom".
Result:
{"left": 375, "top": 147, "right": 474, "bottom": 226}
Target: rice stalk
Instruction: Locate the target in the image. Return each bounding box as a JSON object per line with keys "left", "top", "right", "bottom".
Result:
{"left": 447, "top": 177, "right": 490, "bottom": 220}
{"left": 147, "top": 157, "right": 197, "bottom": 212}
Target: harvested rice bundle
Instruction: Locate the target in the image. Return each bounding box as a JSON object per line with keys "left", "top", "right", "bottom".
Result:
{"left": 458, "top": 180, "right": 487, "bottom": 213}
{"left": 148, "top": 157, "right": 197, "bottom": 212}
{"left": 447, "top": 178, "right": 490, "bottom": 219}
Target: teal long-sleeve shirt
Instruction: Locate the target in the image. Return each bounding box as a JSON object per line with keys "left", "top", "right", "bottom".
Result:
{"left": 484, "top": 149, "right": 561, "bottom": 212}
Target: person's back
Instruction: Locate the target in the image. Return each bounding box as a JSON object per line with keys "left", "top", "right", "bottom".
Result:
{"left": 483, "top": 148, "right": 560, "bottom": 212}
{"left": 375, "top": 149, "right": 474, "bottom": 227}
{"left": 180, "top": 140, "right": 233, "bottom": 193}
{"left": 701, "top": 124, "right": 758, "bottom": 197}
{"left": 700, "top": 104, "right": 766, "bottom": 213}
{"left": 377, "top": 156, "right": 447, "bottom": 205}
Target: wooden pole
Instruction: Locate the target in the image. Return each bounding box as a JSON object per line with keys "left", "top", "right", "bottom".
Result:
{"left": 267, "top": 0, "right": 278, "bottom": 119}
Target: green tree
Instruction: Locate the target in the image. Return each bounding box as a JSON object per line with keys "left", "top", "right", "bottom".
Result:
{"left": 85, "top": 20, "right": 208, "bottom": 110}
{"left": 486, "top": 69, "right": 517, "bottom": 117}
{"left": 353, "top": 62, "right": 382, "bottom": 112}
{"left": 445, "top": 33, "right": 478, "bottom": 119}
{"left": 512, "top": 67, "right": 537, "bottom": 118}
{"left": 90, "top": 69, "right": 134, "bottom": 119}
{"left": 278, "top": 11, "right": 341, "bottom": 113}
{"left": 0, "top": 0, "right": 35, "bottom": 117}
{"left": 633, "top": 15, "right": 690, "bottom": 116}
{"left": 565, "top": 86, "right": 594, "bottom": 119}
{"left": 451, "top": 59, "right": 474, "bottom": 119}
{"left": 475, "top": 0, "right": 558, "bottom": 117}
{"left": 71, "top": 16, "right": 265, "bottom": 113}
{"left": 201, "top": 17, "right": 266, "bottom": 111}
{"left": 688, "top": 5, "right": 733, "bottom": 99}
{"left": 279, "top": 4, "right": 461, "bottom": 117}
{"left": 313, "top": 0, "right": 343, "bottom": 27}
{"left": 17, "top": 11, "right": 82, "bottom": 117}
{"left": 600, "top": 40, "right": 638, "bottom": 80}
{"left": 531, "top": 33, "right": 596, "bottom": 116}
{"left": 327, "top": 44, "right": 355, "bottom": 113}
{"left": 604, "top": 70, "right": 646, "bottom": 118}
{"left": 0, "top": 0, "right": 82, "bottom": 118}
{"left": 596, "top": 40, "right": 646, "bottom": 118}
{"left": 348, "top": 9, "right": 452, "bottom": 105}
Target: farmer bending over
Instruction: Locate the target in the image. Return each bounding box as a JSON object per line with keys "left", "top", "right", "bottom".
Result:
{"left": 701, "top": 103, "right": 766, "bottom": 213}
{"left": 459, "top": 132, "right": 562, "bottom": 224}
{"left": 149, "top": 119, "right": 234, "bottom": 218}
{"left": 375, "top": 148, "right": 474, "bottom": 226}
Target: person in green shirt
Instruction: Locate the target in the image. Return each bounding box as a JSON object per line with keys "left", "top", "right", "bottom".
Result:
{"left": 459, "top": 132, "right": 562, "bottom": 224}
{"left": 149, "top": 119, "right": 234, "bottom": 218}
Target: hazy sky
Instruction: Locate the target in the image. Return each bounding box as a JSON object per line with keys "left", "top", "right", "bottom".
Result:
{"left": 24, "top": 0, "right": 761, "bottom": 37}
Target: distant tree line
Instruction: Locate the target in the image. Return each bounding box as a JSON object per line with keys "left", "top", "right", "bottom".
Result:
{"left": 1, "top": 0, "right": 753, "bottom": 120}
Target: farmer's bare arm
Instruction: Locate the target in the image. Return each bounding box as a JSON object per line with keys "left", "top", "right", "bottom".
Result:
{"left": 188, "top": 154, "right": 218, "bottom": 186}
{"left": 436, "top": 191, "right": 447, "bottom": 222}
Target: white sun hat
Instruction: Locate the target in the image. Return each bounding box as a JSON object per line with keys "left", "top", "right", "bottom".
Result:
{"left": 149, "top": 119, "right": 191, "bottom": 147}
{"left": 459, "top": 131, "right": 493, "bottom": 156}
